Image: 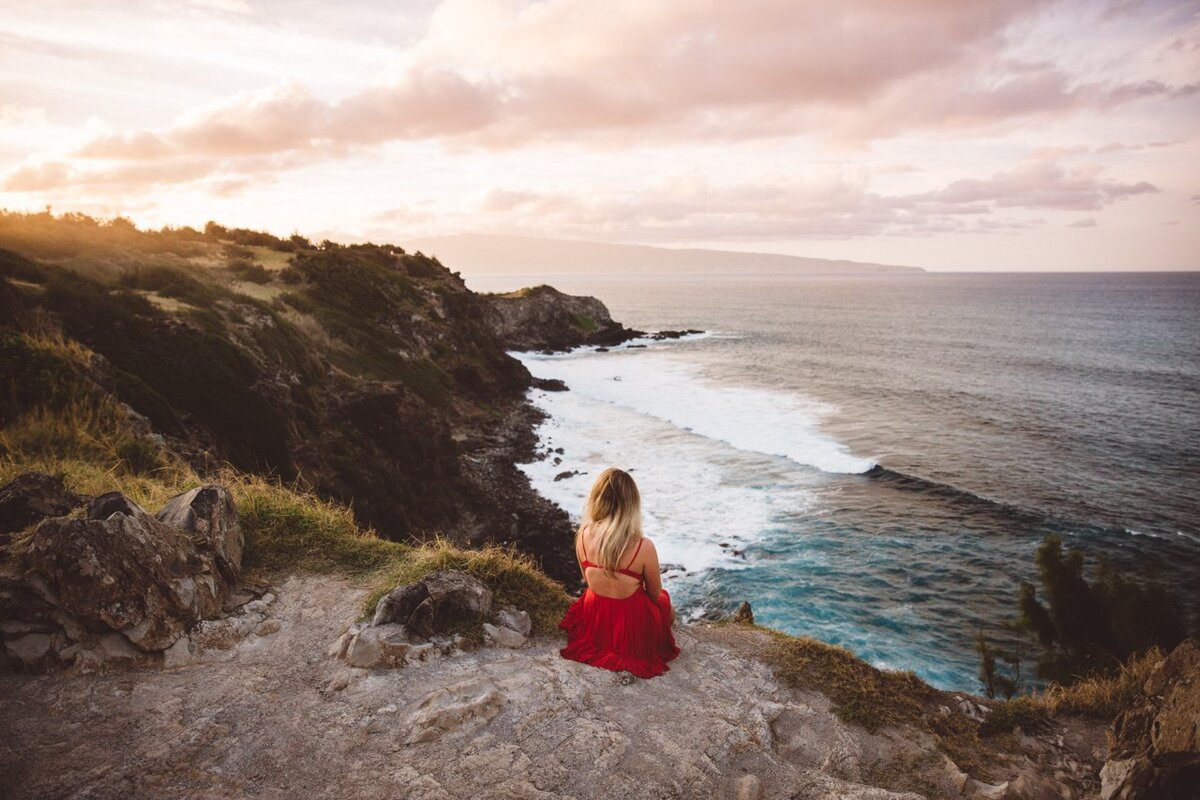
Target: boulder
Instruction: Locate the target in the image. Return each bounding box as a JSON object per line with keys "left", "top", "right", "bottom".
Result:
{"left": 1102, "top": 639, "right": 1200, "bottom": 800}
{"left": 340, "top": 572, "right": 537, "bottom": 669}
{"left": 157, "top": 485, "right": 243, "bottom": 584}
{"left": 0, "top": 472, "right": 86, "bottom": 534}
{"left": 17, "top": 488, "right": 241, "bottom": 654}
{"left": 482, "top": 623, "right": 526, "bottom": 649}
{"left": 372, "top": 570, "right": 493, "bottom": 639}
{"left": 496, "top": 606, "right": 531, "bottom": 637}
{"left": 732, "top": 601, "right": 754, "bottom": 625}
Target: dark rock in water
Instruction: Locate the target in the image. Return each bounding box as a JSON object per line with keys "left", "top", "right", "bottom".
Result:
{"left": 1102, "top": 638, "right": 1200, "bottom": 799}
{"left": 627, "top": 344, "right": 647, "bottom": 349}
{"left": 595, "top": 347, "right": 610, "bottom": 352}
{"left": 731, "top": 601, "right": 755, "bottom": 625}
{"left": 649, "top": 329, "right": 704, "bottom": 340}
{"left": 7, "top": 487, "right": 243, "bottom": 665}
{"left": 553, "top": 470, "right": 581, "bottom": 482}
{"left": 531, "top": 377, "right": 569, "bottom": 392}
{"left": 483, "top": 284, "right": 645, "bottom": 351}
{"left": 157, "top": 485, "right": 243, "bottom": 585}
{"left": 371, "top": 570, "right": 494, "bottom": 640}
{"left": 0, "top": 473, "right": 87, "bottom": 534}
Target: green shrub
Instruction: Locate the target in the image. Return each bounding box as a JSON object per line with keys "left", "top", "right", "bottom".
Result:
{"left": 1016, "top": 536, "right": 1186, "bottom": 682}
{"left": 228, "top": 258, "right": 271, "bottom": 284}
{"left": 115, "top": 437, "right": 164, "bottom": 475}
{"left": 119, "top": 265, "right": 221, "bottom": 307}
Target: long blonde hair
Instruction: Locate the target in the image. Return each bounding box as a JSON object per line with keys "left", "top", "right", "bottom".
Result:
{"left": 577, "top": 467, "right": 643, "bottom": 575}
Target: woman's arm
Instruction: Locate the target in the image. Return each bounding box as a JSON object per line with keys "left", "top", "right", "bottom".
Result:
{"left": 641, "top": 538, "right": 664, "bottom": 601}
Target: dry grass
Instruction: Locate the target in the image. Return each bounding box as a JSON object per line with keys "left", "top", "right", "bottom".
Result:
{"left": 246, "top": 246, "right": 292, "bottom": 271}
{"left": 763, "top": 630, "right": 931, "bottom": 731}
{"left": 362, "top": 538, "right": 572, "bottom": 635}
{"left": 1, "top": 447, "right": 571, "bottom": 637}
{"left": 133, "top": 290, "right": 198, "bottom": 314}
{"left": 1034, "top": 647, "right": 1163, "bottom": 718}
{"left": 758, "top": 626, "right": 988, "bottom": 776}
{"left": 228, "top": 281, "right": 284, "bottom": 302}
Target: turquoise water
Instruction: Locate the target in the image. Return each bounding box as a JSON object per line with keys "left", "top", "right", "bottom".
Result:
{"left": 471, "top": 271, "right": 1200, "bottom": 692}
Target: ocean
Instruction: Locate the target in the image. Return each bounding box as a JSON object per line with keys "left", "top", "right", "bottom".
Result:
{"left": 467, "top": 271, "right": 1200, "bottom": 692}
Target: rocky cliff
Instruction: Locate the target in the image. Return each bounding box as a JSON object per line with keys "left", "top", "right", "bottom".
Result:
{"left": 0, "top": 224, "right": 584, "bottom": 581}
{"left": 483, "top": 284, "right": 643, "bottom": 351}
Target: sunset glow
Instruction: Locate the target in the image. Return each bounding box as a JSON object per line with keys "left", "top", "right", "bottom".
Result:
{"left": 2, "top": 0, "right": 1197, "bottom": 270}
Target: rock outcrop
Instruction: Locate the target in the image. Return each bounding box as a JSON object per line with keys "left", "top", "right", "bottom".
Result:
{"left": 1101, "top": 638, "right": 1200, "bottom": 799}
{"left": 1, "top": 482, "right": 243, "bottom": 671}
{"left": 332, "top": 570, "right": 533, "bottom": 671}
{"left": 483, "top": 284, "right": 643, "bottom": 351}
{"left": 0, "top": 472, "right": 87, "bottom": 536}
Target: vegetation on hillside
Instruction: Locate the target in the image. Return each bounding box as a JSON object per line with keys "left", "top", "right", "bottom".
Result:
{"left": 0, "top": 210, "right": 531, "bottom": 543}
{"left": 975, "top": 534, "right": 1187, "bottom": 719}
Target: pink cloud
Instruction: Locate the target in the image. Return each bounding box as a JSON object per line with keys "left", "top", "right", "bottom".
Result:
{"left": 444, "top": 156, "right": 1159, "bottom": 241}
{"left": 6, "top": 0, "right": 1196, "bottom": 193}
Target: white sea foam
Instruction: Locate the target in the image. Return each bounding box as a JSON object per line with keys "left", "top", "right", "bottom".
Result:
{"left": 515, "top": 343, "right": 869, "bottom": 577}
{"left": 516, "top": 347, "right": 875, "bottom": 475}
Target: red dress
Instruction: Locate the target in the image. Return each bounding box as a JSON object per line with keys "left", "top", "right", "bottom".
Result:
{"left": 559, "top": 538, "right": 681, "bottom": 679}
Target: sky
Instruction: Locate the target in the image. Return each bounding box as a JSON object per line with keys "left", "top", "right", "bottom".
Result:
{"left": 0, "top": 0, "right": 1197, "bottom": 271}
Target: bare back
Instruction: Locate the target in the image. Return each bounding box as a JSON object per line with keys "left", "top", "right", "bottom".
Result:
{"left": 577, "top": 523, "right": 664, "bottom": 600}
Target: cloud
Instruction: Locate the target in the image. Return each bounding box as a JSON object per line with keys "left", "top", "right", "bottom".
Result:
{"left": 924, "top": 159, "right": 1158, "bottom": 211}
{"left": 5, "top": 0, "right": 1196, "bottom": 193}
{"left": 433, "top": 156, "right": 1158, "bottom": 241}
{"left": 1068, "top": 217, "right": 1098, "bottom": 227}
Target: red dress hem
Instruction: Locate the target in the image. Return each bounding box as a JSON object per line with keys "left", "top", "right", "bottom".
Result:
{"left": 559, "top": 587, "right": 680, "bottom": 679}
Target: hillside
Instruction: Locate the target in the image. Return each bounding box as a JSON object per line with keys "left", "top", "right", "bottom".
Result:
{"left": 0, "top": 211, "right": 584, "bottom": 581}
{"left": 407, "top": 233, "right": 924, "bottom": 276}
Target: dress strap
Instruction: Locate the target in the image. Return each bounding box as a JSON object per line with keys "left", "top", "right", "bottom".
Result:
{"left": 623, "top": 538, "right": 644, "bottom": 570}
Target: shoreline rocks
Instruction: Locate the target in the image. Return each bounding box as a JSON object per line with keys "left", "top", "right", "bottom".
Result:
{"left": 482, "top": 284, "right": 644, "bottom": 351}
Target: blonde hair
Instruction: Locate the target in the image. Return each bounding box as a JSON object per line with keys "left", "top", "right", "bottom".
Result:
{"left": 578, "top": 467, "right": 643, "bottom": 576}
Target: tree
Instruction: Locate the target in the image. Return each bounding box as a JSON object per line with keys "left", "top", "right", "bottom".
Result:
{"left": 1011, "top": 535, "right": 1188, "bottom": 683}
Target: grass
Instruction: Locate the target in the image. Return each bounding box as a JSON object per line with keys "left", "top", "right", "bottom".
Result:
{"left": 1, "top": 441, "right": 572, "bottom": 637}
{"left": 362, "top": 538, "right": 572, "bottom": 635}
{"left": 1027, "top": 646, "right": 1163, "bottom": 718}
{"left": 762, "top": 629, "right": 932, "bottom": 732}
{"left": 569, "top": 312, "right": 598, "bottom": 332}
{"left": 758, "top": 626, "right": 988, "bottom": 775}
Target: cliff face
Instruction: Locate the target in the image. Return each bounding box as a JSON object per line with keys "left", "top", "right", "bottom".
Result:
{"left": 0, "top": 238, "right": 578, "bottom": 581}
{"left": 483, "top": 284, "right": 643, "bottom": 351}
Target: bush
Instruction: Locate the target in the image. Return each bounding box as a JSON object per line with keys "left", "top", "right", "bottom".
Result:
{"left": 228, "top": 258, "right": 271, "bottom": 284}
{"left": 115, "top": 437, "right": 164, "bottom": 475}
{"left": 1016, "top": 536, "right": 1186, "bottom": 682}
{"left": 119, "top": 265, "right": 221, "bottom": 307}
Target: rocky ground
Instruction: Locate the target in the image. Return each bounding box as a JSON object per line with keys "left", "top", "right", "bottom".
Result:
{"left": 1, "top": 574, "right": 1118, "bottom": 800}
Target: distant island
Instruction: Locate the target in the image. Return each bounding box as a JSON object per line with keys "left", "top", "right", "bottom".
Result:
{"left": 406, "top": 233, "right": 924, "bottom": 276}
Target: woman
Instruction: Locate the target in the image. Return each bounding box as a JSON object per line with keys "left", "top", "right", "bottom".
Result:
{"left": 559, "top": 467, "right": 680, "bottom": 678}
